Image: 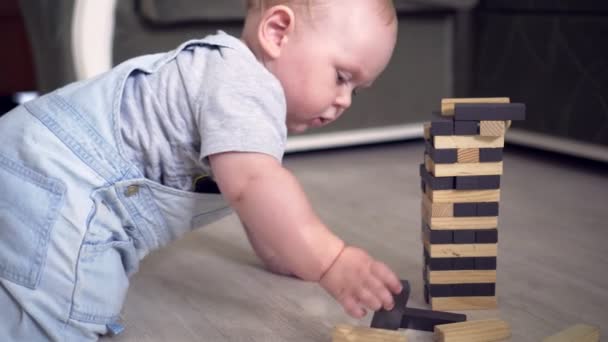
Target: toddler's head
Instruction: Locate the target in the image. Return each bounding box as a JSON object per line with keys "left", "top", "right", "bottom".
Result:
{"left": 243, "top": 0, "right": 397, "bottom": 133}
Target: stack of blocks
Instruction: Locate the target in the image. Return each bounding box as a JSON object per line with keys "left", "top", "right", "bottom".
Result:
{"left": 420, "top": 98, "right": 526, "bottom": 311}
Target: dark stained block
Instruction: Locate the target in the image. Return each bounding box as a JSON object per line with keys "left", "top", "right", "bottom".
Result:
{"left": 421, "top": 179, "right": 426, "bottom": 193}
{"left": 424, "top": 284, "right": 430, "bottom": 304}
{"left": 424, "top": 250, "right": 453, "bottom": 270}
{"left": 477, "top": 202, "right": 500, "bottom": 216}
{"left": 454, "top": 120, "right": 479, "bottom": 135}
{"left": 456, "top": 175, "right": 501, "bottom": 190}
{"left": 428, "top": 284, "right": 452, "bottom": 297}
{"left": 454, "top": 203, "right": 477, "bottom": 217}
{"left": 451, "top": 284, "right": 474, "bottom": 297}
{"left": 454, "top": 103, "right": 526, "bottom": 121}
{"left": 421, "top": 166, "right": 455, "bottom": 190}
{"left": 479, "top": 148, "right": 504, "bottom": 162}
{"left": 478, "top": 176, "right": 501, "bottom": 189}
{"left": 475, "top": 257, "right": 497, "bottom": 270}
{"left": 454, "top": 176, "right": 479, "bottom": 190}
{"left": 370, "top": 280, "right": 411, "bottom": 330}
{"left": 471, "top": 283, "right": 496, "bottom": 296}
{"left": 430, "top": 113, "right": 454, "bottom": 136}
{"left": 428, "top": 143, "right": 458, "bottom": 163}
{"left": 453, "top": 258, "right": 476, "bottom": 270}
{"left": 424, "top": 225, "right": 453, "bottom": 244}
{"left": 476, "top": 230, "right": 498, "bottom": 243}
{"left": 453, "top": 230, "right": 476, "bottom": 244}
{"left": 400, "top": 307, "right": 467, "bottom": 332}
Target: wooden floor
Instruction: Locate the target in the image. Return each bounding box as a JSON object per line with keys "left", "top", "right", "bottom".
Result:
{"left": 102, "top": 141, "right": 608, "bottom": 341}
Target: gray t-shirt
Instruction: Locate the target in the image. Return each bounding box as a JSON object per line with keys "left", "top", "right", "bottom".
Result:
{"left": 120, "top": 32, "right": 287, "bottom": 190}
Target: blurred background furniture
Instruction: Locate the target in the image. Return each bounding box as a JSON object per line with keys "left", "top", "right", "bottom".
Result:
{"left": 14, "top": 0, "right": 608, "bottom": 162}
{"left": 0, "top": 0, "right": 36, "bottom": 114}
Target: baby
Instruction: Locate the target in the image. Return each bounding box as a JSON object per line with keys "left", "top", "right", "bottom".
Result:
{"left": 0, "top": 0, "right": 402, "bottom": 340}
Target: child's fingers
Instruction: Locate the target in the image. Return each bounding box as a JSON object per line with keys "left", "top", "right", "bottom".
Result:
{"left": 371, "top": 261, "right": 403, "bottom": 294}
{"left": 357, "top": 288, "right": 382, "bottom": 312}
{"left": 342, "top": 296, "right": 366, "bottom": 319}
{"left": 364, "top": 277, "right": 394, "bottom": 310}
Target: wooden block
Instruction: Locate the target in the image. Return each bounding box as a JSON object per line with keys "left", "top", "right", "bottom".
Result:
{"left": 477, "top": 202, "right": 499, "bottom": 216}
{"left": 420, "top": 165, "right": 456, "bottom": 190}
{"left": 427, "top": 269, "right": 497, "bottom": 284}
{"left": 401, "top": 307, "right": 466, "bottom": 332}
{"left": 479, "top": 148, "right": 504, "bottom": 162}
{"left": 332, "top": 325, "right": 407, "bottom": 342}
{"left": 431, "top": 113, "right": 455, "bottom": 136}
{"left": 480, "top": 121, "right": 506, "bottom": 137}
{"left": 453, "top": 230, "right": 476, "bottom": 244}
{"left": 441, "top": 98, "right": 510, "bottom": 116}
{"left": 424, "top": 122, "right": 431, "bottom": 140}
{"left": 455, "top": 175, "right": 501, "bottom": 190}
{"left": 454, "top": 121, "right": 479, "bottom": 135}
{"left": 457, "top": 148, "right": 480, "bottom": 163}
{"left": 434, "top": 135, "right": 504, "bottom": 149}
{"left": 424, "top": 225, "right": 454, "bottom": 244}
{"left": 431, "top": 296, "right": 498, "bottom": 311}
{"left": 424, "top": 239, "right": 498, "bottom": 258}
{"left": 428, "top": 284, "right": 496, "bottom": 297}
{"left": 542, "top": 324, "right": 600, "bottom": 342}
{"left": 475, "top": 257, "right": 497, "bottom": 270}
{"left": 426, "top": 157, "right": 503, "bottom": 177}
{"left": 370, "top": 280, "right": 411, "bottom": 330}
{"left": 422, "top": 194, "right": 453, "bottom": 217}
{"left": 423, "top": 215, "right": 499, "bottom": 230}
{"left": 454, "top": 103, "right": 526, "bottom": 121}
{"left": 426, "top": 141, "right": 458, "bottom": 163}
{"left": 453, "top": 203, "right": 477, "bottom": 217}
{"left": 429, "top": 189, "right": 501, "bottom": 204}
{"left": 475, "top": 229, "right": 498, "bottom": 243}
{"left": 434, "top": 319, "right": 511, "bottom": 342}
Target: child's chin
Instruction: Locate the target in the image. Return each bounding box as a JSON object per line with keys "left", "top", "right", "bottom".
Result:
{"left": 288, "top": 125, "right": 309, "bottom": 134}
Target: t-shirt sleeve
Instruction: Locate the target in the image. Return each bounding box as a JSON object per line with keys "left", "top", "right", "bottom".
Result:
{"left": 194, "top": 46, "right": 287, "bottom": 165}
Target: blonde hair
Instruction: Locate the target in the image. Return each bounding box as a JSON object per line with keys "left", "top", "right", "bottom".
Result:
{"left": 245, "top": 0, "right": 396, "bottom": 25}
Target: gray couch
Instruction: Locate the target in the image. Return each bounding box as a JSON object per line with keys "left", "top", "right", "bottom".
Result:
{"left": 20, "top": 0, "right": 478, "bottom": 150}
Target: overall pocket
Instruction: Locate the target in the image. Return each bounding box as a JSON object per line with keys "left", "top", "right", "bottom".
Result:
{"left": 70, "top": 190, "right": 138, "bottom": 324}
{"left": 0, "top": 152, "right": 66, "bottom": 289}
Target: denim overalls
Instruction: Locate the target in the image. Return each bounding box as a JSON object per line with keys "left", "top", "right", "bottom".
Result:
{"left": 0, "top": 41, "right": 232, "bottom": 341}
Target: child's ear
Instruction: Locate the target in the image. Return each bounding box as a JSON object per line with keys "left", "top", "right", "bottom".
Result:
{"left": 257, "top": 5, "right": 295, "bottom": 59}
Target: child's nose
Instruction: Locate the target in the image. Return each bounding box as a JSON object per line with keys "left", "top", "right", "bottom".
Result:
{"left": 335, "top": 89, "right": 352, "bottom": 109}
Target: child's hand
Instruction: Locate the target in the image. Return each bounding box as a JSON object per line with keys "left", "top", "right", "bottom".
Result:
{"left": 319, "top": 246, "right": 403, "bottom": 318}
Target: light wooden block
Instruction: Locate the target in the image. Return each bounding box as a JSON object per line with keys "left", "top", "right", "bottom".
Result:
{"left": 424, "top": 122, "right": 431, "bottom": 140}
{"left": 426, "top": 156, "right": 503, "bottom": 177}
{"left": 434, "top": 319, "right": 510, "bottom": 342}
{"left": 431, "top": 297, "right": 498, "bottom": 311}
{"left": 542, "top": 324, "right": 600, "bottom": 342}
{"left": 434, "top": 135, "right": 505, "bottom": 149}
{"left": 332, "top": 324, "right": 407, "bottom": 342}
{"left": 425, "top": 215, "right": 498, "bottom": 230}
{"left": 480, "top": 121, "right": 506, "bottom": 137}
{"left": 441, "top": 98, "right": 510, "bottom": 116}
{"left": 422, "top": 195, "right": 453, "bottom": 217}
{"left": 424, "top": 239, "right": 497, "bottom": 258}
{"left": 457, "top": 148, "right": 480, "bottom": 163}
{"left": 427, "top": 269, "right": 497, "bottom": 284}
{"left": 421, "top": 202, "right": 498, "bottom": 229}
{"left": 429, "top": 189, "right": 501, "bottom": 204}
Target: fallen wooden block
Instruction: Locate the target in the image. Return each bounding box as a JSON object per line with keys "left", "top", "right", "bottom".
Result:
{"left": 542, "top": 324, "right": 599, "bottom": 342}
{"left": 332, "top": 325, "right": 407, "bottom": 342}
{"left": 370, "top": 280, "right": 411, "bottom": 330}
{"left": 434, "top": 319, "right": 510, "bottom": 341}
{"left": 401, "top": 307, "right": 466, "bottom": 332}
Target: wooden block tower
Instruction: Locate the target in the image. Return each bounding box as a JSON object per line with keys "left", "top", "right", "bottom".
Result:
{"left": 420, "top": 98, "right": 525, "bottom": 311}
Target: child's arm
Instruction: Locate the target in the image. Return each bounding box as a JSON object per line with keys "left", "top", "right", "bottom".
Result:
{"left": 209, "top": 152, "right": 403, "bottom": 318}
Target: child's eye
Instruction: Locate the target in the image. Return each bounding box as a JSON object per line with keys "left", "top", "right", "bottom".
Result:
{"left": 336, "top": 71, "right": 348, "bottom": 85}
